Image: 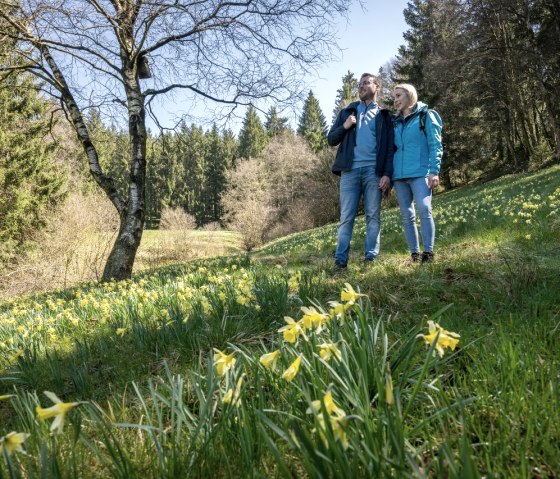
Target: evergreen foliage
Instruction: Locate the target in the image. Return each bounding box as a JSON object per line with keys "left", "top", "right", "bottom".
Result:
{"left": 331, "top": 71, "right": 359, "bottom": 124}
{"left": 264, "top": 106, "right": 290, "bottom": 137}
{"left": 297, "top": 90, "right": 328, "bottom": 153}
{"left": 0, "top": 73, "right": 66, "bottom": 265}
{"left": 238, "top": 105, "right": 268, "bottom": 159}
{"left": 393, "top": 0, "right": 559, "bottom": 186}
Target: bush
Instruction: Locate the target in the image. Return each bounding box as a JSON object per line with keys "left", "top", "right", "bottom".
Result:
{"left": 159, "top": 207, "right": 197, "bottom": 230}
{"left": 0, "top": 192, "right": 118, "bottom": 299}
{"left": 201, "top": 221, "right": 223, "bottom": 232}
{"left": 223, "top": 133, "right": 339, "bottom": 248}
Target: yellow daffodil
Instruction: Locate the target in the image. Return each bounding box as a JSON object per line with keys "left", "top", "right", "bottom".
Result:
{"left": 116, "top": 327, "right": 127, "bottom": 336}
{"left": 1, "top": 431, "right": 29, "bottom": 455}
{"left": 318, "top": 343, "right": 342, "bottom": 362}
{"left": 259, "top": 350, "right": 281, "bottom": 370}
{"left": 385, "top": 373, "right": 394, "bottom": 405}
{"left": 418, "top": 321, "right": 460, "bottom": 357}
{"left": 36, "top": 391, "right": 80, "bottom": 434}
{"left": 306, "top": 391, "right": 345, "bottom": 417}
{"left": 223, "top": 374, "right": 244, "bottom": 407}
{"left": 282, "top": 356, "right": 302, "bottom": 381}
{"left": 213, "top": 348, "right": 236, "bottom": 376}
{"left": 278, "top": 316, "right": 303, "bottom": 344}
{"left": 328, "top": 300, "right": 352, "bottom": 320}
{"left": 309, "top": 391, "right": 349, "bottom": 449}
{"left": 300, "top": 306, "right": 329, "bottom": 331}
{"left": 341, "top": 283, "right": 367, "bottom": 303}
{"left": 328, "top": 414, "right": 349, "bottom": 449}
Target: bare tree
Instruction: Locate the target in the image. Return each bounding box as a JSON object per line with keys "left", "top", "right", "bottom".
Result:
{"left": 0, "top": 0, "right": 355, "bottom": 281}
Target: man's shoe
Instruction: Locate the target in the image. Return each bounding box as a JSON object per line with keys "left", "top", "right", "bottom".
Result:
{"left": 421, "top": 251, "right": 434, "bottom": 264}
{"left": 364, "top": 256, "right": 376, "bottom": 263}
{"left": 411, "top": 252, "right": 420, "bottom": 262}
{"left": 334, "top": 260, "right": 347, "bottom": 269}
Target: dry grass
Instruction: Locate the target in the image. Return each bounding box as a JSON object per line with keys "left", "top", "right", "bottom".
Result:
{"left": 134, "top": 229, "right": 242, "bottom": 272}
{"left": 0, "top": 194, "right": 242, "bottom": 300}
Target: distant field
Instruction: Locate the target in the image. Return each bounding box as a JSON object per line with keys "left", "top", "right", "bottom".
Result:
{"left": 134, "top": 229, "right": 243, "bottom": 272}
{"left": 0, "top": 228, "right": 243, "bottom": 300}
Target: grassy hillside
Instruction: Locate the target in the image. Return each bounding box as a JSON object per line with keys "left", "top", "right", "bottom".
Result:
{"left": 1, "top": 165, "right": 559, "bottom": 477}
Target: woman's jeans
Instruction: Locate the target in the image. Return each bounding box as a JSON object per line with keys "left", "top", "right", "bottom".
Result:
{"left": 394, "top": 177, "right": 435, "bottom": 253}
{"left": 335, "top": 167, "right": 382, "bottom": 264}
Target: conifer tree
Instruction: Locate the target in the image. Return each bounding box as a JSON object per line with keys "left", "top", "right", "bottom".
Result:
{"left": 238, "top": 105, "right": 268, "bottom": 159}
{"left": 265, "top": 106, "right": 290, "bottom": 137}
{"left": 331, "top": 71, "right": 359, "bottom": 124}
{"left": 0, "top": 73, "right": 66, "bottom": 264}
{"left": 297, "top": 90, "right": 328, "bottom": 153}
{"left": 206, "top": 124, "right": 236, "bottom": 222}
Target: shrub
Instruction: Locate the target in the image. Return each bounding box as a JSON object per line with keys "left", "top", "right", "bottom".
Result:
{"left": 159, "top": 207, "right": 197, "bottom": 230}
{"left": 0, "top": 192, "right": 118, "bottom": 298}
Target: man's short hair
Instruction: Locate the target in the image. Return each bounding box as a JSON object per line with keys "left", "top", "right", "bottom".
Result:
{"left": 360, "top": 73, "right": 381, "bottom": 87}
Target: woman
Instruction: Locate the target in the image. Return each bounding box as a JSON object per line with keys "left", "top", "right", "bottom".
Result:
{"left": 392, "top": 84, "right": 443, "bottom": 263}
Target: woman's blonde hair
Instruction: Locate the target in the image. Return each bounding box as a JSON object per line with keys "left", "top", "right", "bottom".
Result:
{"left": 393, "top": 83, "right": 418, "bottom": 104}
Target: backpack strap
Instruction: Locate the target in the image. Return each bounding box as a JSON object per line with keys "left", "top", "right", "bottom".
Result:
{"left": 419, "top": 110, "right": 427, "bottom": 134}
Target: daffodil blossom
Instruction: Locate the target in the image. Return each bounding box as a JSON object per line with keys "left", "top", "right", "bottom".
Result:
{"left": 308, "top": 391, "right": 349, "bottom": 449}
{"left": 259, "top": 350, "right": 281, "bottom": 370}
{"left": 116, "top": 327, "right": 127, "bottom": 336}
{"left": 300, "top": 306, "right": 329, "bottom": 331}
{"left": 340, "top": 283, "right": 367, "bottom": 303}
{"left": 213, "top": 348, "right": 236, "bottom": 376}
{"left": 306, "top": 391, "right": 345, "bottom": 417}
{"left": 278, "top": 316, "right": 304, "bottom": 343}
{"left": 1, "top": 431, "right": 29, "bottom": 455}
{"left": 36, "top": 391, "right": 80, "bottom": 434}
{"left": 223, "top": 375, "right": 244, "bottom": 407}
{"left": 327, "top": 414, "right": 349, "bottom": 449}
{"left": 385, "top": 373, "right": 394, "bottom": 405}
{"left": 282, "top": 356, "right": 302, "bottom": 381}
{"left": 417, "top": 321, "right": 460, "bottom": 357}
{"left": 318, "top": 343, "right": 342, "bottom": 362}
{"left": 328, "top": 300, "right": 353, "bottom": 320}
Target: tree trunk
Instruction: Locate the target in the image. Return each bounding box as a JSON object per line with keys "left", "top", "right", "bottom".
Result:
{"left": 102, "top": 210, "right": 143, "bottom": 280}
{"left": 102, "top": 59, "right": 148, "bottom": 281}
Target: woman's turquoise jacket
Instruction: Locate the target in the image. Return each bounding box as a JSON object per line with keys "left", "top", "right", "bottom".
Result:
{"left": 392, "top": 102, "right": 443, "bottom": 181}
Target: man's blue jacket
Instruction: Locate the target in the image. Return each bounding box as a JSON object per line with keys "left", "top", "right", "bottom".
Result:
{"left": 327, "top": 101, "right": 395, "bottom": 177}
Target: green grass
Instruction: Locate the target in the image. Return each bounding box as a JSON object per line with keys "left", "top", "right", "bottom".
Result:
{"left": 0, "top": 165, "right": 559, "bottom": 477}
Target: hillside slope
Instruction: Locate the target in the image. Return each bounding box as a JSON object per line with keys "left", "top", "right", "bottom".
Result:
{"left": 1, "top": 165, "right": 559, "bottom": 477}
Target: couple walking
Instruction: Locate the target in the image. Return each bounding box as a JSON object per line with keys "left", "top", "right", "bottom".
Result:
{"left": 328, "top": 73, "right": 443, "bottom": 269}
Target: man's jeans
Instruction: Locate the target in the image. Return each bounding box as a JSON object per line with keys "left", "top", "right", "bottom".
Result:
{"left": 394, "top": 177, "right": 435, "bottom": 253}
{"left": 335, "top": 167, "right": 382, "bottom": 264}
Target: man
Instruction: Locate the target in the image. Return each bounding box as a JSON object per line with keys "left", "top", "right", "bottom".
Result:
{"left": 328, "top": 73, "right": 394, "bottom": 269}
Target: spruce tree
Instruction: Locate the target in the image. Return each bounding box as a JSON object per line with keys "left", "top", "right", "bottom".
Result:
{"left": 331, "top": 71, "right": 359, "bottom": 124}
{"left": 206, "top": 124, "right": 236, "bottom": 222}
{"left": 237, "top": 105, "right": 268, "bottom": 159}
{"left": 0, "top": 73, "right": 66, "bottom": 264}
{"left": 297, "top": 90, "right": 328, "bottom": 153}
{"left": 265, "top": 106, "right": 290, "bottom": 137}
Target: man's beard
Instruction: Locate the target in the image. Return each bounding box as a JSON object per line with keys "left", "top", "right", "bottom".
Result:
{"left": 359, "top": 91, "right": 373, "bottom": 102}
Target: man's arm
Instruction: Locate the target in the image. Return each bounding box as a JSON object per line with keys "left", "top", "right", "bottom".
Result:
{"left": 327, "top": 110, "right": 355, "bottom": 146}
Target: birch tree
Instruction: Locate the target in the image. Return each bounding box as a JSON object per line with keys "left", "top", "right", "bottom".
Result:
{"left": 0, "top": 0, "right": 354, "bottom": 280}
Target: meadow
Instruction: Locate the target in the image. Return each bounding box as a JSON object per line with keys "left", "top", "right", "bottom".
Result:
{"left": 0, "top": 165, "right": 559, "bottom": 478}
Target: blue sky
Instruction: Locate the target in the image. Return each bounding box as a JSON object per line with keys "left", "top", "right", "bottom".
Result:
{"left": 309, "top": 0, "right": 409, "bottom": 124}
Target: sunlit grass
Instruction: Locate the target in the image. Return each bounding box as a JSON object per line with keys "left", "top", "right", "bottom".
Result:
{"left": 0, "top": 165, "right": 559, "bottom": 477}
